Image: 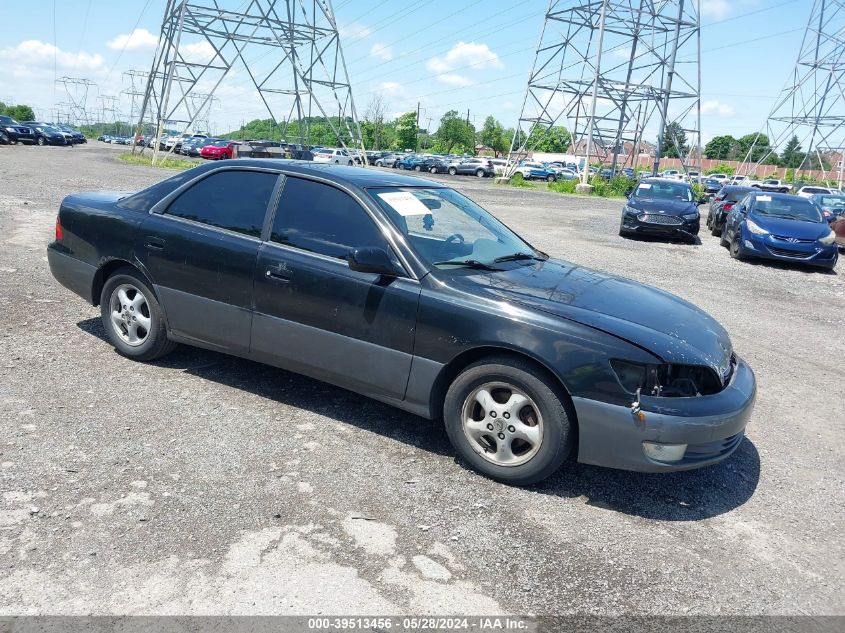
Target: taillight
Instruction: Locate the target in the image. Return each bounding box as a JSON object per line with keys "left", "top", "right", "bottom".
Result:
{"left": 723, "top": 202, "right": 734, "bottom": 210}
{"left": 55, "top": 216, "right": 64, "bottom": 241}
{"left": 714, "top": 196, "right": 724, "bottom": 202}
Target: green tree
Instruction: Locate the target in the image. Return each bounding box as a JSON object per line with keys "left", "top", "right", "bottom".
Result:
{"left": 735, "top": 133, "right": 773, "bottom": 162}
{"left": 1, "top": 103, "right": 35, "bottom": 122}
{"left": 659, "top": 121, "right": 689, "bottom": 159}
{"left": 393, "top": 111, "right": 418, "bottom": 151}
{"left": 704, "top": 135, "right": 736, "bottom": 160}
{"left": 528, "top": 125, "right": 571, "bottom": 153}
{"left": 779, "top": 135, "right": 805, "bottom": 168}
{"left": 479, "top": 115, "right": 508, "bottom": 155}
{"left": 433, "top": 110, "right": 476, "bottom": 154}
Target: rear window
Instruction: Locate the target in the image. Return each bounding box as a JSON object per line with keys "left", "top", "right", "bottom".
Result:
{"left": 803, "top": 187, "right": 829, "bottom": 194}
{"left": 118, "top": 169, "right": 201, "bottom": 212}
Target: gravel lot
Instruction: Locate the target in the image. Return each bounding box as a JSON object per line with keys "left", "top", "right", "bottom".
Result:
{"left": 0, "top": 143, "right": 843, "bottom": 616}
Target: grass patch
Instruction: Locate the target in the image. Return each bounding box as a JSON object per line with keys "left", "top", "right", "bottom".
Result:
{"left": 497, "top": 172, "right": 536, "bottom": 188}
{"left": 118, "top": 152, "right": 197, "bottom": 170}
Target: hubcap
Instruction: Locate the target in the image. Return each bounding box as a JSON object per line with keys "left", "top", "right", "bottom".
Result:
{"left": 109, "top": 284, "right": 151, "bottom": 347}
{"left": 461, "top": 382, "right": 543, "bottom": 467}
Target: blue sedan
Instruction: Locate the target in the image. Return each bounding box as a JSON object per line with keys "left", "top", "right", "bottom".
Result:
{"left": 721, "top": 191, "right": 838, "bottom": 270}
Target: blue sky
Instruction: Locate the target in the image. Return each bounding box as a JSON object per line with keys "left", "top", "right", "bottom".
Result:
{"left": 0, "top": 0, "right": 815, "bottom": 148}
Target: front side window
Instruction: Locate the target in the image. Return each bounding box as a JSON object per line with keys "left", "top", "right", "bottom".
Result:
{"left": 165, "top": 170, "right": 277, "bottom": 237}
{"left": 270, "top": 177, "right": 388, "bottom": 259}
{"left": 369, "top": 187, "right": 537, "bottom": 268}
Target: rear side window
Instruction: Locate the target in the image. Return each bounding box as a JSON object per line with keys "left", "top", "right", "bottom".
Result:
{"left": 270, "top": 177, "right": 387, "bottom": 259}
{"left": 165, "top": 170, "right": 277, "bottom": 237}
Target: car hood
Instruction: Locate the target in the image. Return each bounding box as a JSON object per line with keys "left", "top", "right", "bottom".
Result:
{"left": 454, "top": 258, "right": 733, "bottom": 376}
{"left": 749, "top": 212, "right": 830, "bottom": 239}
{"left": 627, "top": 197, "right": 697, "bottom": 214}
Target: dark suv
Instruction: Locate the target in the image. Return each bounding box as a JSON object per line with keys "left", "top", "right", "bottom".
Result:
{"left": 0, "top": 115, "right": 36, "bottom": 144}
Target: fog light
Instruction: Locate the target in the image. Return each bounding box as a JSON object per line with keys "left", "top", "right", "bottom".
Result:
{"left": 642, "top": 441, "right": 687, "bottom": 463}
{"left": 743, "top": 240, "right": 754, "bottom": 249}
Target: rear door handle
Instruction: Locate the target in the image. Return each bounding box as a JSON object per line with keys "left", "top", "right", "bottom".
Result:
{"left": 145, "top": 236, "right": 166, "bottom": 250}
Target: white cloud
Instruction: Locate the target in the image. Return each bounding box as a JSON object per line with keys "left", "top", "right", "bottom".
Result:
{"left": 380, "top": 82, "right": 403, "bottom": 94}
{"left": 426, "top": 41, "right": 503, "bottom": 74}
{"left": 426, "top": 41, "right": 502, "bottom": 86}
{"left": 435, "top": 73, "right": 473, "bottom": 87}
{"left": 370, "top": 43, "right": 393, "bottom": 61}
{"left": 701, "top": 100, "right": 735, "bottom": 117}
{"left": 0, "top": 40, "right": 105, "bottom": 73}
{"left": 106, "top": 28, "right": 159, "bottom": 51}
{"left": 339, "top": 22, "right": 372, "bottom": 40}
{"left": 701, "top": 0, "right": 735, "bottom": 20}
{"left": 179, "top": 41, "right": 216, "bottom": 63}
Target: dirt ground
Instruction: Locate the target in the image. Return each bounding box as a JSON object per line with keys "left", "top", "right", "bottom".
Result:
{"left": 0, "top": 143, "right": 843, "bottom": 616}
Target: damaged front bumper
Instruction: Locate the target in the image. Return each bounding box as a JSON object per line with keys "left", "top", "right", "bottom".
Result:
{"left": 572, "top": 355, "right": 756, "bottom": 472}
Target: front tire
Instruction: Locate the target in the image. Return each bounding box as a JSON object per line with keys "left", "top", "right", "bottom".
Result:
{"left": 443, "top": 356, "right": 573, "bottom": 486}
{"left": 100, "top": 268, "right": 176, "bottom": 361}
{"left": 37, "top": 137, "right": 45, "bottom": 146}
{"left": 448, "top": 167, "right": 457, "bottom": 176}
{"left": 729, "top": 233, "right": 746, "bottom": 260}
{"left": 430, "top": 167, "right": 437, "bottom": 174}
{"left": 477, "top": 169, "right": 486, "bottom": 178}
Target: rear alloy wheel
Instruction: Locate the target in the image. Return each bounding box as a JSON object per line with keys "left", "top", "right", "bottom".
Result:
{"left": 546, "top": 174, "right": 555, "bottom": 182}
{"left": 444, "top": 356, "right": 573, "bottom": 485}
{"left": 448, "top": 167, "right": 457, "bottom": 176}
{"left": 100, "top": 268, "right": 176, "bottom": 361}
{"left": 430, "top": 167, "right": 438, "bottom": 174}
{"left": 37, "top": 137, "right": 45, "bottom": 146}
{"left": 415, "top": 165, "right": 422, "bottom": 171}
{"left": 476, "top": 169, "right": 486, "bottom": 178}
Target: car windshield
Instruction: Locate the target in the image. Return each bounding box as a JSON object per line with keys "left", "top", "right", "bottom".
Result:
{"left": 368, "top": 187, "right": 540, "bottom": 269}
{"left": 753, "top": 196, "right": 823, "bottom": 222}
{"left": 725, "top": 188, "right": 752, "bottom": 201}
{"left": 1, "top": 116, "right": 20, "bottom": 125}
{"left": 211, "top": 140, "right": 229, "bottom": 147}
{"left": 633, "top": 181, "right": 693, "bottom": 202}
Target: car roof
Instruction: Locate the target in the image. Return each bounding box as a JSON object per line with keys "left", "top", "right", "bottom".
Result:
{"left": 639, "top": 177, "right": 690, "bottom": 184}
{"left": 722, "top": 185, "right": 755, "bottom": 191}
{"left": 188, "top": 158, "right": 444, "bottom": 188}
{"left": 748, "top": 191, "right": 800, "bottom": 199}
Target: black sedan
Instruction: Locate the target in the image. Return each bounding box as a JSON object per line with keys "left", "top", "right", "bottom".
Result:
{"left": 47, "top": 161, "right": 755, "bottom": 485}
{"left": 619, "top": 178, "right": 705, "bottom": 242}
{"left": 0, "top": 115, "right": 36, "bottom": 144}
{"left": 706, "top": 186, "right": 755, "bottom": 237}
{"left": 22, "top": 121, "right": 69, "bottom": 146}
{"left": 702, "top": 177, "right": 723, "bottom": 196}
{"left": 57, "top": 125, "right": 86, "bottom": 143}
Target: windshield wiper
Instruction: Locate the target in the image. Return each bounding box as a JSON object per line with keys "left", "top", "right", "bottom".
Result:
{"left": 493, "top": 251, "right": 547, "bottom": 263}
{"left": 433, "top": 259, "right": 501, "bottom": 271}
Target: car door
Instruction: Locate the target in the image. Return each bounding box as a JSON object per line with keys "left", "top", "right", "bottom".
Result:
{"left": 726, "top": 194, "right": 751, "bottom": 240}
{"left": 137, "top": 167, "right": 281, "bottom": 354}
{"left": 251, "top": 175, "right": 421, "bottom": 401}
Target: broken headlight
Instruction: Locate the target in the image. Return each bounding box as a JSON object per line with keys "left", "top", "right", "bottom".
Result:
{"left": 610, "top": 360, "right": 723, "bottom": 397}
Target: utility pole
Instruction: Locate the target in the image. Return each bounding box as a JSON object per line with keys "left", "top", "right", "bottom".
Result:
{"left": 581, "top": 0, "right": 608, "bottom": 189}
{"left": 415, "top": 101, "right": 421, "bottom": 152}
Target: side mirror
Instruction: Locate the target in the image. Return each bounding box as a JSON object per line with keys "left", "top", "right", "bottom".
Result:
{"left": 624, "top": 189, "right": 633, "bottom": 198}
{"left": 348, "top": 247, "right": 401, "bottom": 277}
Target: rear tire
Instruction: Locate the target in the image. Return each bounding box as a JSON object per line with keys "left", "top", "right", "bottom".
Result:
{"left": 546, "top": 174, "right": 555, "bottom": 182}
{"left": 448, "top": 167, "right": 457, "bottom": 176}
{"left": 720, "top": 230, "right": 730, "bottom": 247}
{"left": 37, "top": 137, "right": 45, "bottom": 146}
{"left": 476, "top": 169, "right": 485, "bottom": 178}
{"left": 430, "top": 167, "right": 437, "bottom": 174}
{"left": 443, "top": 355, "right": 573, "bottom": 486}
{"left": 100, "top": 268, "right": 176, "bottom": 362}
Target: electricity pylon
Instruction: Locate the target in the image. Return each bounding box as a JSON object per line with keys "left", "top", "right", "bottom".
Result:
{"left": 742, "top": 0, "right": 845, "bottom": 184}
{"left": 506, "top": 0, "right": 701, "bottom": 183}
{"left": 55, "top": 77, "right": 97, "bottom": 127}
{"left": 134, "top": 0, "right": 365, "bottom": 164}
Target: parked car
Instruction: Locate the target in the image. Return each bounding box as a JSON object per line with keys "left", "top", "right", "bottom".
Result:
{"left": 448, "top": 158, "right": 494, "bottom": 177}
{"left": 489, "top": 158, "right": 508, "bottom": 176}
{"left": 514, "top": 161, "right": 555, "bottom": 181}
{"left": 808, "top": 193, "right": 845, "bottom": 222}
{"left": 702, "top": 178, "right": 724, "bottom": 196}
{"left": 46, "top": 159, "right": 755, "bottom": 485}
{"left": 312, "top": 147, "right": 354, "bottom": 165}
{"left": 708, "top": 173, "right": 729, "bottom": 185}
{"left": 619, "top": 178, "right": 705, "bottom": 243}
{"left": 752, "top": 178, "right": 792, "bottom": 193}
{"left": 796, "top": 185, "right": 833, "bottom": 198}
{"left": 706, "top": 186, "right": 756, "bottom": 237}
{"left": 181, "top": 136, "right": 215, "bottom": 157}
{"left": 57, "top": 124, "right": 86, "bottom": 143}
{"left": 721, "top": 191, "right": 838, "bottom": 270}
{"left": 396, "top": 155, "right": 427, "bottom": 171}
{"left": 200, "top": 139, "right": 240, "bottom": 160}
{"left": 0, "top": 115, "right": 36, "bottom": 144}
{"left": 21, "top": 121, "right": 68, "bottom": 146}
{"left": 374, "top": 153, "right": 402, "bottom": 167}
{"left": 419, "top": 157, "right": 451, "bottom": 174}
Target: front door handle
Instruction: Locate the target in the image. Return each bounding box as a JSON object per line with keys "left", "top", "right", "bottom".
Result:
{"left": 145, "top": 236, "right": 166, "bottom": 250}
{"left": 265, "top": 264, "right": 292, "bottom": 282}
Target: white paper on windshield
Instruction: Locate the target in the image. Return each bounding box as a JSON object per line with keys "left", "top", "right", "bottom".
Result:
{"left": 757, "top": 195, "right": 772, "bottom": 202}
{"left": 638, "top": 183, "right": 652, "bottom": 189}
{"left": 377, "top": 191, "right": 430, "bottom": 216}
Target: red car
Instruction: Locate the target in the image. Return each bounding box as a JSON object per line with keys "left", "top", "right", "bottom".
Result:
{"left": 830, "top": 214, "right": 845, "bottom": 251}
{"left": 200, "top": 140, "right": 239, "bottom": 160}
